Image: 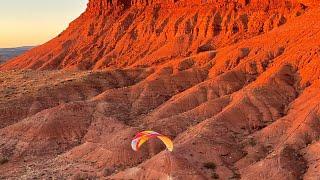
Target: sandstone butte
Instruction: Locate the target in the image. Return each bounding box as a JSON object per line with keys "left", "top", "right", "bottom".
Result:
{"left": 0, "top": 0, "right": 320, "bottom": 179}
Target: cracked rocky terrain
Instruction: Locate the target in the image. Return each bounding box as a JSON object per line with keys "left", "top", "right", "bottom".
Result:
{"left": 0, "top": 0, "right": 320, "bottom": 179}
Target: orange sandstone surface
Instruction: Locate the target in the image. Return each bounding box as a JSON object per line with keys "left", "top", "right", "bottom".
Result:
{"left": 0, "top": 0, "right": 320, "bottom": 179}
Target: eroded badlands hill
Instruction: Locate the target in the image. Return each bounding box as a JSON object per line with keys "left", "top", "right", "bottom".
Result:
{"left": 0, "top": 0, "right": 314, "bottom": 70}
{"left": 1, "top": 0, "right": 320, "bottom": 179}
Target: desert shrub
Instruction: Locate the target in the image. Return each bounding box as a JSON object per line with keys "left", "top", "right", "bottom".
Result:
{"left": 248, "top": 138, "right": 256, "bottom": 146}
{"left": 203, "top": 162, "right": 216, "bottom": 170}
{"left": 0, "top": 157, "right": 9, "bottom": 165}
{"left": 72, "top": 173, "right": 97, "bottom": 180}
{"left": 211, "top": 172, "right": 219, "bottom": 179}
{"left": 232, "top": 172, "right": 241, "bottom": 179}
{"left": 103, "top": 167, "right": 116, "bottom": 176}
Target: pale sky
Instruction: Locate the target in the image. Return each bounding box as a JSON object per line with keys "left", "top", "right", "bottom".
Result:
{"left": 0, "top": 0, "right": 88, "bottom": 48}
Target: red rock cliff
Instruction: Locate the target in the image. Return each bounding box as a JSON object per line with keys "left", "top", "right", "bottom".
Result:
{"left": 0, "top": 0, "right": 314, "bottom": 70}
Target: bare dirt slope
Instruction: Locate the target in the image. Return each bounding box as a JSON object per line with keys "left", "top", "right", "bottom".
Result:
{"left": 1, "top": 0, "right": 320, "bottom": 179}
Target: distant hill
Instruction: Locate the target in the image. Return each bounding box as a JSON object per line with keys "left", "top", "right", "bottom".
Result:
{"left": 0, "top": 46, "right": 34, "bottom": 64}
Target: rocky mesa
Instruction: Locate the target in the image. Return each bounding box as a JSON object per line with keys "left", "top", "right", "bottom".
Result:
{"left": 0, "top": 0, "right": 314, "bottom": 70}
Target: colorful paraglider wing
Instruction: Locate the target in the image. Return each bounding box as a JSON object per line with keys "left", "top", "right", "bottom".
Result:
{"left": 131, "top": 135, "right": 150, "bottom": 151}
{"left": 135, "top": 131, "right": 160, "bottom": 138}
{"left": 131, "top": 131, "right": 173, "bottom": 152}
{"left": 157, "top": 136, "right": 173, "bottom": 152}
{"left": 131, "top": 138, "right": 139, "bottom": 151}
{"left": 137, "top": 136, "right": 149, "bottom": 148}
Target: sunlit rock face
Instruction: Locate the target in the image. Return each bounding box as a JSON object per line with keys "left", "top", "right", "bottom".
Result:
{"left": 0, "top": 0, "right": 308, "bottom": 70}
